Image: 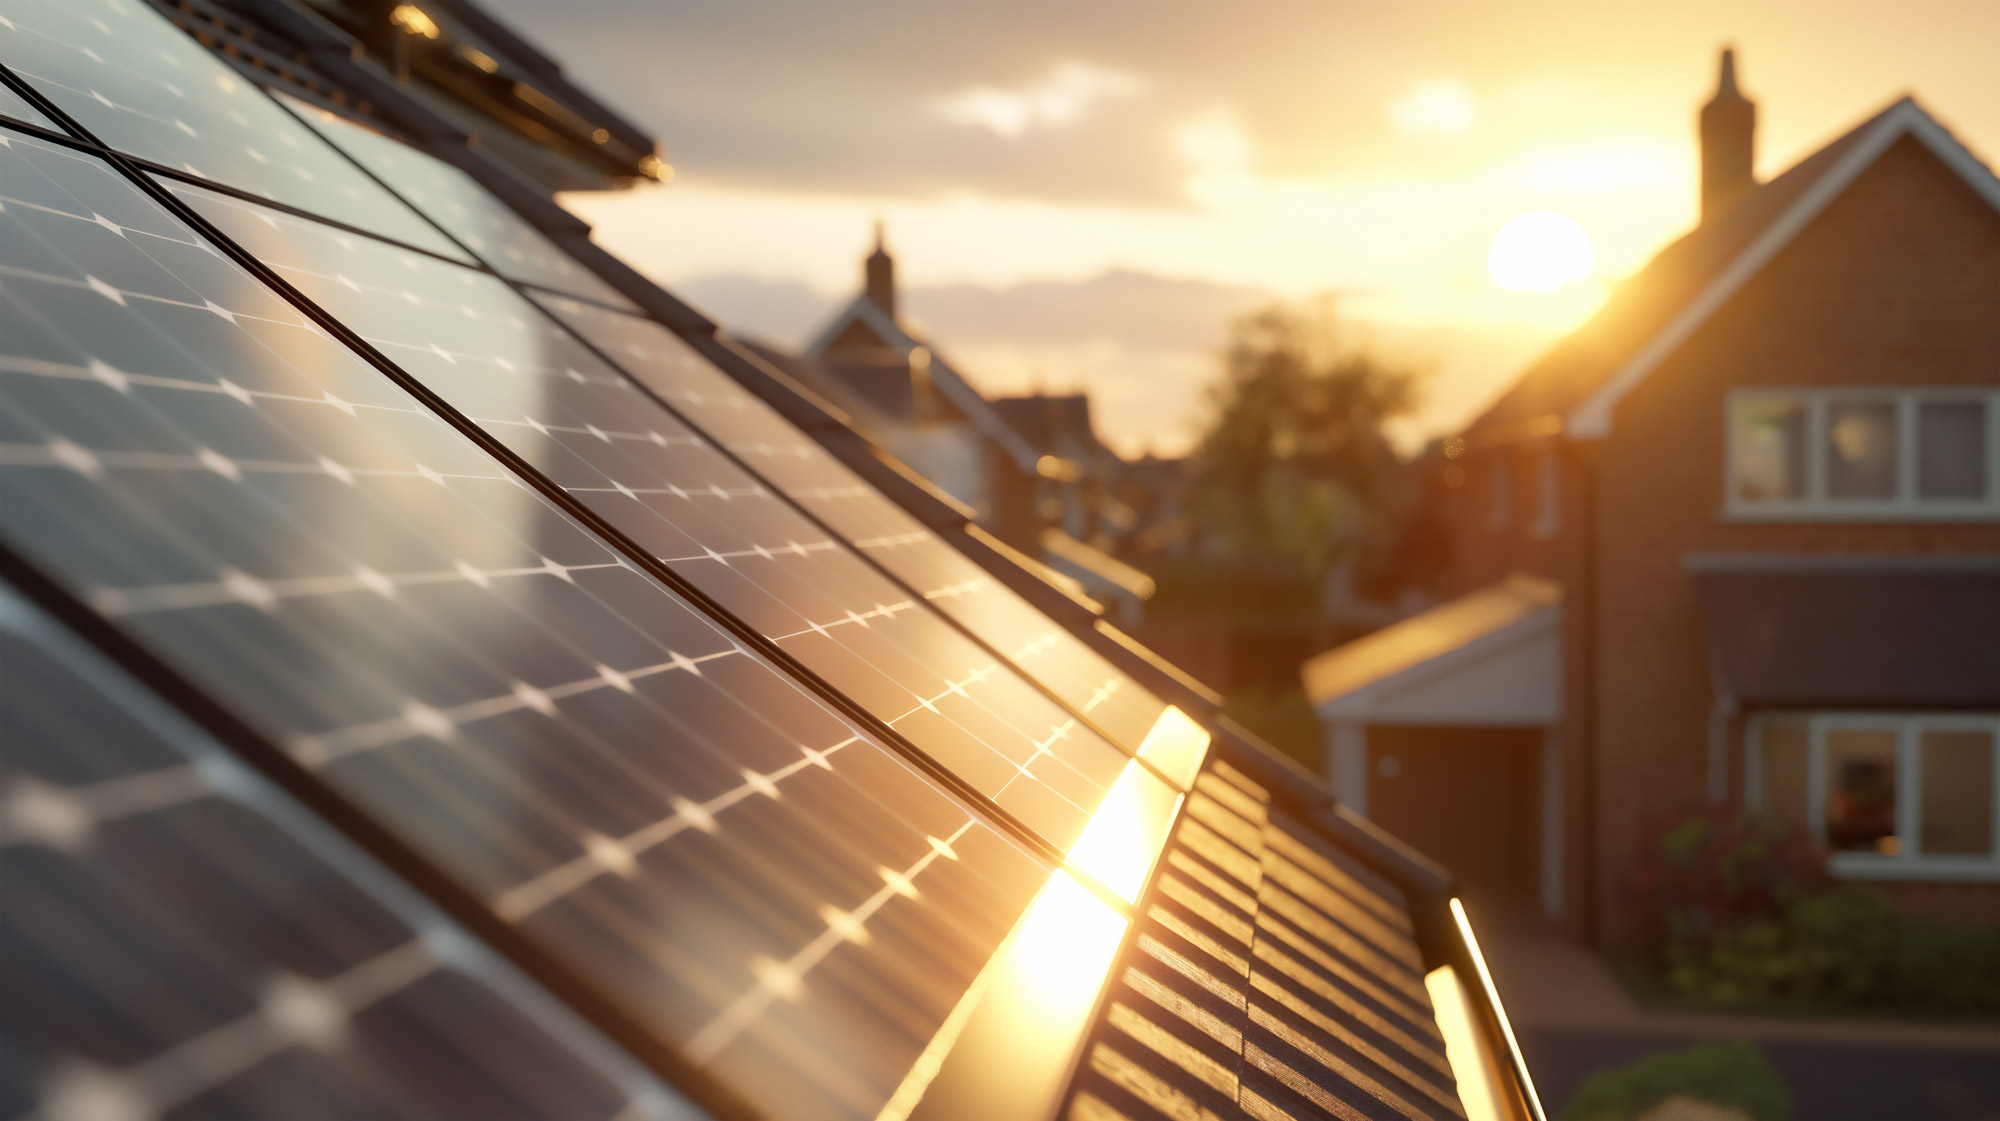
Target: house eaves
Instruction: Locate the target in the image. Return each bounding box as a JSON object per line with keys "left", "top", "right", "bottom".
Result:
{"left": 1567, "top": 98, "right": 2000, "bottom": 439}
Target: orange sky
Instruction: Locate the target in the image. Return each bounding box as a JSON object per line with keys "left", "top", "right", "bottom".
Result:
{"left": 493, "top": 0, "right": 2000, "bottom": 456}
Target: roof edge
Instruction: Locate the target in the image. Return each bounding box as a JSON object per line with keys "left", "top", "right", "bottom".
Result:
{"left": 1567, "top": 98, "right": 2000, "bottom": 440}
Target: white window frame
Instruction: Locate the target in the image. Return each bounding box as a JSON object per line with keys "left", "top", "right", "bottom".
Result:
{"left": 1746, "top": 711, "right": 2000, "bottom": 881}
{"left": 1724, "top": 387, "right": 2000, "bottom": 521}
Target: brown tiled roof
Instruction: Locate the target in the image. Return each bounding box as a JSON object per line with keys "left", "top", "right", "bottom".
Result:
{"left": 1062, "top": 761, "right": 1468, "bottom": 1121}
{"left": 1465, "top": 98, "right": 1907, "bottom": 440}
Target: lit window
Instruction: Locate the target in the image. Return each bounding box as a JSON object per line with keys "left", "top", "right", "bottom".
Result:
{"left": 1733, "top": 395, "right": 1808, "bottom": 502}
{"left": 1748, "top": 713, "right": 1999, "bottom": 877}
{"left": 1728, "top": 389, "right": 1998, "bottom": 519}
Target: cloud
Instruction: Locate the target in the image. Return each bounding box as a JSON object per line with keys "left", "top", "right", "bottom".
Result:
{"left": 937, "top": 62, "right": 1147, "bottom": 138}
{"left": 1389, "top": 80, "right": 1478, "bottom": 136}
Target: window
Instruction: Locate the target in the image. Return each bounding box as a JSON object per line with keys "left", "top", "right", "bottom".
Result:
{"left": 1727, "top": 389, "right": 1999, "bottom": 519}
{"left": 1748, "top": 713, "right": 2000, "bottom": 879}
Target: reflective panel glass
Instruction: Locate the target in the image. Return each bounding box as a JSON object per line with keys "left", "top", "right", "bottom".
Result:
{"left": 175, "top": 180, "right": 1135, "bottom": 848}
{"left": 537, "top": 293, "right": 1192, "bottom": 774}
{"left": 276, "top": 93, "right": 638, "bottom": 312}
{"left": 0, "top": 79, "right": 55, "bottom": 127}
{"left": 0, "top": 586, "right": 695, "bottom": 1121}
{"left": 0, "top": 132, "right": 1048, "bottom": 1119}
{"left": 0, "top": 0, "right": 468, "bottom": 261}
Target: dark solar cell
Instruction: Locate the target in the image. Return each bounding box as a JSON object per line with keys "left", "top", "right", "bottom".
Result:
{"left": 532, "top": 291, "right": 1192, "bottom": 773}
{"left": 171, "top": 179, "right": 1145, "bottom": 852}
{"left": 0, "top": 586, "right": 695, "bottom": 1121}
{"left": 0, "top": 130, "right": 1050, "bottom": 1119}
{"left": 275, "top": 93, "right": 639, "bottom": 312}
{"left": 0, "top": 0, "right": 469, "bottom": 261}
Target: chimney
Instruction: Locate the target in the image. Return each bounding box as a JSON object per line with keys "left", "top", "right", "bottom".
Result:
{"left": 1699, "top": 48, "right": 1757, "bottom": 221}
{"left": 864, "top": 218, "right": 896, "bottom": 319}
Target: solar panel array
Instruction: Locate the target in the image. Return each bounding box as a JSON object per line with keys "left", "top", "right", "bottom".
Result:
{"left": 0, "top": 1, "right": 1478, "bottom": 1118}
{"left": 535, "top": 294, "right": 1202, "bottom": 784}
{"left": 0, "top": 128, "right": 1044, "bottom": 1119}
{"left": 174, "top": 181, "right": 1150, "bottom": 852}
{"left": 1, "top": 585, "right": 698, "bottom": 1121}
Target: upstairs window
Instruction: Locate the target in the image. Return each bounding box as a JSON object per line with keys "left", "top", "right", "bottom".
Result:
{"left": 1728, "top": 389, "right": 1998, "bottom": 519}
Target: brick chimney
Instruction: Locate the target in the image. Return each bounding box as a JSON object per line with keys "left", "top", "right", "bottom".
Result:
{"left": 1699, "top": 48, "right": 1757, "bottom": 221}
{"left": 864, "top": 218, "right": 896, "bottom": 318}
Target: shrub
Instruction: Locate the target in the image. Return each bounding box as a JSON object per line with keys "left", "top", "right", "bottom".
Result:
{"left": 1559, "top": 1040, "right": 1790, "bottom": 1121}
{"left": 1634, "top": 809, "right": 2000, "bottom": 1014}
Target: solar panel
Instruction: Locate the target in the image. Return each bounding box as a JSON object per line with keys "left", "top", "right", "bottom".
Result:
{"left": 533, "top": 292, "right": 1209, "bottom": 786}
{"left": 275, "top": 92, "right": 640, "bottom": 312}
{"left": 0, "top": 583, "right": 700, "bottom": 1121}
{"left": 0, "top": 0, "right": 470, "bottom": 261}
{"left": 0, "top": 128, "right": 1054, "bottom": 1119}
{"left": 171, "top": 177, "right": 1162, "bottom": 852}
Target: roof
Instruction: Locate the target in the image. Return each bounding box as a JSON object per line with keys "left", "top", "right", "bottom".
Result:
{"left": 1469, "top": 96, "right": 2000, "bottom": 443}
{"left": 1687, "top": 554, "right": 2000, "bottom": 708}
{"left": 1303, "top": 575, "right": 1563, "bottom": 717}
{"left": 0, "top": 3, "right": 1536, "bottom": 1118}
{"left": 148, "top": 0, "right": 661, "bottom": 192}
{"left": 805, "top": 294, "right": 1045, "bottom": 471}
{"left": 1041, "top": 528, "right": 1159, "bottom": 601}
{"left": 991, "top": 393, "right": 1118, "bottom": 463}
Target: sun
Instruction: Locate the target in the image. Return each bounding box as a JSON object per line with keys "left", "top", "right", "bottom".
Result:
{"left": 1488, "top": 211, "right": 1594, "bottom": 292}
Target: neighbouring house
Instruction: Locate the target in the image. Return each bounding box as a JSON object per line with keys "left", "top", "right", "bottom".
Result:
{"left": 1304, "top": 50, "right": 2000, "bottom": 942}
{"left": 794, "top": 227, "right": 1159, "bottom": 618}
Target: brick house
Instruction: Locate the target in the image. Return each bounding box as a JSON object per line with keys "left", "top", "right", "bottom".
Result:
{"left": 1305, "top": 52, "right": 2000, "bottom": 942}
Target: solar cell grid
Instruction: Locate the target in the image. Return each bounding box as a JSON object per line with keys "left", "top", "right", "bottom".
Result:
{"left": 533, "top": 291, "right": 1191, "bottom": 773}
{"left": 171, "top": 178, "right": 1148, "bottom": 852}
{"left": 0, "top": 129, "right": 1051, "bottom": 1119}
{"left": 275, "top": 92, "right": 641, "bottom": 312}
{"left": 0, "top": 585, "right": 697, "bottom": 1121}
{"left": 0, "top": 0, "right": 470, "bottom": 262}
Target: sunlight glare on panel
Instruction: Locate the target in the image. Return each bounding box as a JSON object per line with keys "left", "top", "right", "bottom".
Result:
{"left": 1062, "top": 759, "right": 1180, "bottom": 905}
{"left": 1134, "top": 703, "right": 1210, "bottom": 790}
{"left": 896, "top": 870, "right": 1129, "bottom": 1121}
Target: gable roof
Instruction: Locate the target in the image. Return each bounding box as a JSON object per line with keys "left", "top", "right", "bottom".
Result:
{"left": 804, "top": 294, "right": 1044, "bottom": 471}
{"left": 1469, "top": 97, "right": 2000, "bottom": 443}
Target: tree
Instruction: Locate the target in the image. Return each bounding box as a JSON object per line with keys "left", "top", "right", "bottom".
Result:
{"left": 1186, "top": 296, "right": 1420, "bottom": 576}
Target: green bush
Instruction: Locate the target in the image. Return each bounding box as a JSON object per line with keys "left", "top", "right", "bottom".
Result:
{"left": 1665, "top": 882, "right": 1898, "bottom": 1006}
{"left": 1637, "top": 810, "right": 2000, "bottom": 1015}
{"left": 1883, "top": 918, "right": 2000, "bottom": 1015}
{"left": 1559, "top": 1040, "right": 1790, "bottom": 1121}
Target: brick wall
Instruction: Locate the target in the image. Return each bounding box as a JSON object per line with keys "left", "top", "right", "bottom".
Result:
{"left": 1589, "top": 134, "right": 2000, "bottom": 941}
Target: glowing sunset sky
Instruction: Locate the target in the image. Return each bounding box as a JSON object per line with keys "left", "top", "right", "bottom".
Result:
{"left": 491, "top": 1, "right": 1998, "bottom": 456}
